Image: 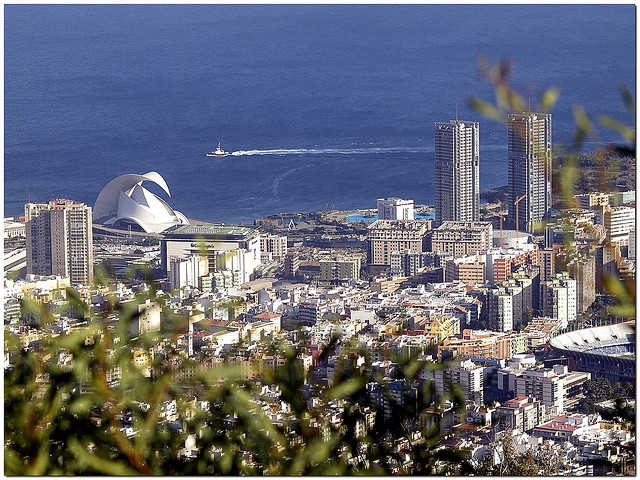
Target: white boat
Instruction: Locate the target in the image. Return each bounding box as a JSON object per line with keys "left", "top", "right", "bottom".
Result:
{"left": 206, "top": 142, "right": 230, "bottom": 157}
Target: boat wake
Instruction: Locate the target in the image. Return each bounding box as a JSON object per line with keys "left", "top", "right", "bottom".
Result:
{"left": 230, "top": 145, "right": 507, "bottom": 156}
{"left": 231, "top": 147, "right": 434, "bottom": 156}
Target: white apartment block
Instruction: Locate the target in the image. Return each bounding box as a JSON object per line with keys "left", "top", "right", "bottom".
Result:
{"left": 434, "top": 358, "right": 484, "bottom": 405}
{"left": 377, "top": 197, "right": 415, "bottom": 221}
{"left": 541, "top": 272, "right": 577, "bottom": 329}
{"left": 507, "top": 112, "right": 552, "bottom": 233}
{"left": 487, "top": 287, "right": 515, "bottom": 332}
{"left": 259, "top": 234, "right": 288, "bottom": 259}
{"left": 597, "top": 205, "right": 635, "bottom": 245}
{"left": 25, "top": 199, "right": 93, "bottom": 285}
{"left": 431, "top": 221, "right": 493, "bottom": 258}
{"left": 434, "top": 120, "right": 480, "bottom": 225}
{"left": 367, "top": 220, "right": 430, "bottom": 266}
{"left": 169, "top": 255, "right": 209, "bottom": 290}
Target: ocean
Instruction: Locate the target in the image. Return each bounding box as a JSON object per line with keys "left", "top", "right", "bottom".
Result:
{"left": 4, "top": 5, "right": 635, "bottom": 224}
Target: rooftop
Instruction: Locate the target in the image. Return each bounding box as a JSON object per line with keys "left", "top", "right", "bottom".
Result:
{"left": 164, "top": 223, "right": 257, "bottom": 238}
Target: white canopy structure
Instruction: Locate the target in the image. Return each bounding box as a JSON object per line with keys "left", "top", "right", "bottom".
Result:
{"left": 94, "top": 171, "right": 189, "bottom": 233}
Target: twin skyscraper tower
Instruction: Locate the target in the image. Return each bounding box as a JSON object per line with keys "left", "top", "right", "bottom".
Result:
{"left": 434, "top": 112, "right": 552, "bottom": 233}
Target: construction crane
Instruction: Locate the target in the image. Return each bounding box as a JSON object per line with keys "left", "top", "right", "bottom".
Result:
{"left": 514, "top": 193, "right": 527, "bottom": 241}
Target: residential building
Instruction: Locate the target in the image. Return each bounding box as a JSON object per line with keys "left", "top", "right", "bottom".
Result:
{"left": 25, "top": 199, "right": 93, "bottom": 285}
{"left": 367, "top": 220, "right": 431, "bottom": 266}
{"left": 319, "top": 256, "right": 361, "bottom": 282}
{"left": 377, "top": 197, "right": 415, "bottom": 220}
{"left": 434, "top": 120, "right": 480, "bottom": 225}
{"left": 444, "top": 256, "right": 485, "bottom": 284}
{"left": 485, "top": 287, "right": 515, "bottom": 332}
{"left": 629, "top": 228, "right": 636, "bottom": 260}
{"left": 391, "top": 251, "right": 438, "bottom": 277}
{"left": 485, "top": 244, "right": 538, "bottom": 285}
{"left": 597, "top": 205, "right": 635, "bottom": 245}
{"left": 259, "top": 234, "right": 288, "bottom": 259}
{"left": 169, "top": 255, "right": 209, "bottom": 290}
{"left": 439, "top": 329, "right": 527, "bottom": 360}
{"left": 537, "top": 248, "right": 555, "bottom": 282}
{"left": 298, "top": 299, "right": 329, "bottom": 326}
{"left": 284, "top": 251, "right": 300, "bottom": 278}
{"left": 595, "top": 243, "right": 621, "bottom": 291}
{"left": 541, "top": 272, "right": 577, "bottom": 329}
{"left": 431, "top": 221, "right": 493, "bottom": 258}
{"left": 493, "top": 396, "right": 547, "bottom": 432}
{"left": 568, "top": 254, "right": 596, "bottom": 313}
{"left": 435, "top": 358, "right": 484, "bottom": 405}
{"left": 507, "top": 112, "right": 552, "bottom": 232}
{"left": 512, "top": 365, "right": 591, "bottom": 413}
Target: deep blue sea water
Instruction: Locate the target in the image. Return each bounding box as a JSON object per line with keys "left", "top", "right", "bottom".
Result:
{"left": 4, "top": 5, "right": 635, "bottom": 224}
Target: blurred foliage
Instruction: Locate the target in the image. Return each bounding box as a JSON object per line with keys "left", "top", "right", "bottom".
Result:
{"left": 5, "top": 57, "right": 636, "bottom": 476}
{"left": 469, "top": 57, "right": 635, "bottom": 328}
{"left": 5, "top": 271, "right": 476, "bottom": 475}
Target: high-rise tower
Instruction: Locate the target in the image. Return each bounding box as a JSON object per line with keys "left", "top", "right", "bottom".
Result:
{"left": 25, "top": 199, "right": 94, "bottom": 285}
{"left": 507, "top": 112, "right": 552, "bottom": 233}
{"left": 434, "top": 120, "right": 480, "bottom": 226}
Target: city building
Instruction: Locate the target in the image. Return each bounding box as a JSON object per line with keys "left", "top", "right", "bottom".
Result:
{"left": 498, "top": 363, "right": 591, "bottom": 413}
{"left": 377, "top": 198, "right": 415, "bottom": 221}
{"left": 4, "top": 218, "right": 25, "bottom": 239}
{"left": 567, "top": 254, "right": 596, "bottom": 313}
{"left": 493, "top": 396, "right": 547, "bottom": 432}
{"left": 161, "top": 224, "right": 261, "bottom": 284}
{"left": 485, "top": 244, "right": 538, "bottom": 285}
{"left": 486, "top": 286, "right": 516, "bottom": 332}
{"left": 439, "top": 329, "right": 527, "bottom": 360}
{"left": 25, "top": 199, "right": 93, "bottom": 285}
{"left": 629, "top": 228, "right": 636, "bottom": 260}
{"left": 367, "top": 220, "right": 431, "bottom": 266}
{"left": 431, "top": 221, "right": 493, "bottom": 258}
{"left": 284, "top": 251, "right": 300, "bottom": 279}
{"left": 573, "top": 192, "right": 610, "bottom": 209}
{"left": 434, "top": 120, "right": 480, "bottom": 225}
{"left": 444, "top": 256, "right": 485, "bottom": 284}
{"left": 537, "top": 248, "right": 555, "bottom": 282}
{"left": 169, "top": 255, "right": 209, "bottom": 290}
{"left": 608, "top": 190, "right": 635, "bottom": 207}
{"left": 391, "top": 251, "right": 438, "bottom": 277}
{"left": 435, "top": 358, "right": 484, "bottom": 405}
{"left": 597, "top": 205, "right": 635, "bottom": 245}
{"left": 259, "top": 234, "right": 288, "bottom": 259}
{"left": 319, "top": 256, "right": 361, "bottom": 282}
{"left": 93, "top": 171, "right": 189, "bottom": 233}
{"left": 507, "top": 112, "right": 552, "bottom": 232}
{"left": 541, "top": 272, "right": 577, "bottom": 329}
{"left": 595, "top": 243, "right": 621, "bottom": 291}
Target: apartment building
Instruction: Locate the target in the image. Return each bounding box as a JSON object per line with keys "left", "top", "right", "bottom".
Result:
{"left": 367, "top": 220, "right": 431, "bottom": 266}
{"left": 25, "top": 199, "right": 93, "bottom": 285}
{"left": 431, "top": 221, "right": 493, "bottom": 258}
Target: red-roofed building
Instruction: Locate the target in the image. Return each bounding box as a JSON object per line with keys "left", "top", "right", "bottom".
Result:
{"left": 493, "top": 395, "right": 547, "bottom": 432}
{"left": 532, "top": 414, "right": 589, "bottom": 442}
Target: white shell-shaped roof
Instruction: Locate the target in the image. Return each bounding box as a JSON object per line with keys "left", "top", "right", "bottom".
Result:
{"left": 94, "top": 171, "right": 189, "bottom": 233}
